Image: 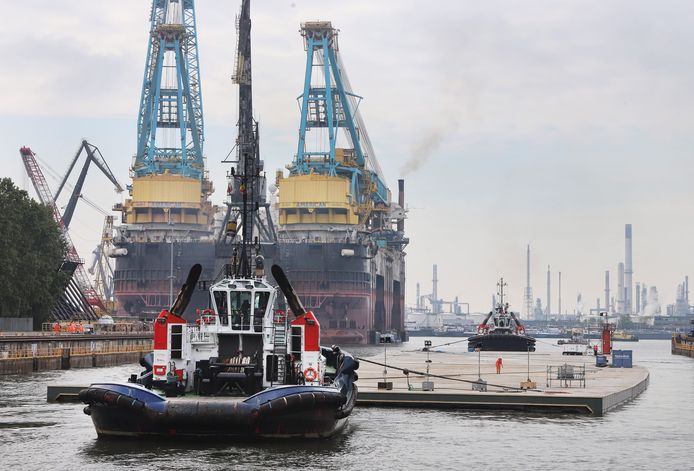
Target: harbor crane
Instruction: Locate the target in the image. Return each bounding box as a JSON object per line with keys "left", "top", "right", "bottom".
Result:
{"left": 54, "top": 139, "right": 123, "bottom": 229}
{"left": 134, "top": 0, "right": 205, "bottom": 179}
{"left": 291, "top": 21, "right": 393, "bottom": 227}
{"left": 19, "top": 142, "right": 123, "bottom": 320}
{"left": 20, "top": 147, "right": 101, "bottom": 320}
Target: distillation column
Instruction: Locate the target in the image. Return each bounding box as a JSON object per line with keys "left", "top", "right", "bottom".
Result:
{"left": 625, "top": 224, "right": 633, "bottom": 315}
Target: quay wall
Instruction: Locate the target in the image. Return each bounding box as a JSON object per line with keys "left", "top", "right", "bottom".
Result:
{"left": 601, "top": 370, "right": 650, "bottom": 414}
{"left": 0, "top": 333, "right": 152, "bottom": 375}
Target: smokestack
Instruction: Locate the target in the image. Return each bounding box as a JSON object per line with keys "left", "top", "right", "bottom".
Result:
{"left": 641, "top": 285, "right": 647, "bottom": 312}
{"left": 525, "top": 244, "right": 532, "bottom": 319}
{"left": 686, "top": 276, "right": 690, "bottom": 305}
{"left": 618, "top": 262, "right": 625, "bottom": 313}
{"left": 625, "top": 224, "right": 633, "bottom": 315}
{"left": 416, "top": 282, "right": 420, "bottom": 309}
{"left": 558, "top": 271, "right": 562, "bottom": 316}
{"left": 635, "top": 282, "right": 641, "bottom": 315}
{"left": 546, "top": 265, "right": 551, "bottom": 320}
{"left": 605, "top": 270, "right": 610, "bottom": 313}
{"left": 397, "top": 179, "right": 405, "bottom": 232}
{"left": 432, "top": 264, "right": 438, "bottom": 313}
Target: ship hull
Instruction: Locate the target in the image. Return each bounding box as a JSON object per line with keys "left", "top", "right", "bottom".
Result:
{"left": 81, "top": 383, "right": 355, "bottom": 439}
{"left": 113, "top": 241, "right": 219, "bottom": 319}
{"left": 278, "top": 241, "right": 406, "bottom": 344}
{"left": 672, "top": 333, "right": 694, "bottom": 357}
{"left": 467, "top": 333, "right": 536, "bottom": 352}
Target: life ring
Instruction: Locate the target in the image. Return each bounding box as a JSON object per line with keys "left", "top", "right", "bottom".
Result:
{"left": 303, "top": 367, "right": 317, "bottom": 382}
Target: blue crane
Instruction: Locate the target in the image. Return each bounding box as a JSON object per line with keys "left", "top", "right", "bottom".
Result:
{"left": 292, "top": 22, "right": 389, "bottom": 207}
{"left": 134, "top": 0, "right": 204, "bottom": 179}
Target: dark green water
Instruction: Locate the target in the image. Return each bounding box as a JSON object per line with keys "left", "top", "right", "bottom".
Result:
{"left": 1, "top": 339, "right": 692, "bottom": 470}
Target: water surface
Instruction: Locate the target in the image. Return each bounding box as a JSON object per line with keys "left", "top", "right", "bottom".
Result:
{"left": 0, "top": 339, "right": 691, "bottom": 470}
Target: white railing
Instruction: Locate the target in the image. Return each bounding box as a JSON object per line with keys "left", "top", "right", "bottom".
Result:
{"left": 188, "top": 326, "right": 213, "bottom": 344}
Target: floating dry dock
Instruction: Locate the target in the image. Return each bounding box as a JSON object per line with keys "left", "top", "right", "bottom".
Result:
{"left": 356, "top": 349, "right": 649, "bottom": 416}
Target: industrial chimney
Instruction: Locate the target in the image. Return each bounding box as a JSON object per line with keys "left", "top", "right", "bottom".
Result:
{"left": 618, "top": 262, "right": 625, "bottom": 313}
{"left": 525, "top": 244, "right": 533, "bottom": 319}
{"left": 546, "top": 265, "right": 551, "bottom": 320}
{"left": 397, "top": 179, "right": 405, "bottom": 233}
{"left": 432, "top": 264, "right": 438, "bottom": 313}
{"left": 416, "top": 282, "right": 421, "bottom": 309}
{"left": 686, "top": 275, "right": 689, "bottom": 307}
{"left": 605, "top": 270, "right": 610, "bottom": 313}
{"left": 558, "top": 271, "right": 562, "bottom": 317}
{"left": 625, "top": 224, "right": 633, "bottom": 315}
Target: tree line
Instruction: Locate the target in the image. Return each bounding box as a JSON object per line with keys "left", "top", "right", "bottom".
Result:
{"left": 0, "top": 178, "right": 68, "bottom": 328}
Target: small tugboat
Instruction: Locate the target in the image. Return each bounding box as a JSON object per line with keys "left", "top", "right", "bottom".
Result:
{"left": 612, "top": 330, "right": 639, "bottom": 342}
{"left": 558, "top": 329, "right": 594, "bottom": 355}
{"left": 467, "top": 279, "right": 536, "bottom": 352}
{"left": 79, "top": 263, "right": 359, "bottom": 439}
{"left": 557, "top": 328, "right": 589, "bottom": 345}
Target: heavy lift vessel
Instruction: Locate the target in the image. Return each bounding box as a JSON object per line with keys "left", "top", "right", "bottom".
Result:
{"left": 112, "top": 4, "right": 407, "bottom": 344}
{"left": 276, "top": 22, "right": 408, "bottom": 344}
{"left": 112, "top": 0, "right": 218, "bottom": 317}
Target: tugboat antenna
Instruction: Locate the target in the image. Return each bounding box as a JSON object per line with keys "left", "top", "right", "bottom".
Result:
{"left": 497, "top": 278, "right": 507, "bottom": 307}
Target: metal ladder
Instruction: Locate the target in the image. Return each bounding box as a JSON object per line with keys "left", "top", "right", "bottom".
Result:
{"left": 272, "top": 323, "right": 288, "bottom": 384}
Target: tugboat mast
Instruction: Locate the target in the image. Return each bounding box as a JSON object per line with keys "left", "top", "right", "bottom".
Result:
{"left": 497, "top": 278, "right": 507, "bottom": 309}
{"left": 221, "top": 0, "right": 276, "bottom": 278}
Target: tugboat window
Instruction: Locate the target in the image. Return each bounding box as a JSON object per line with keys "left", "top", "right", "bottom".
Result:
{"left": 230, "top": 291, "right": 253, "bottom": 330}
{"left": 254, "top": 292, "right": 270, "bottom": 332}
{"left": 214, "top": 291, "right": 229, "bottom": 325}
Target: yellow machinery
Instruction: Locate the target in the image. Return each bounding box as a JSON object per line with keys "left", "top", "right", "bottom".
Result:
{"left": 278, "top": 173, "right": 359, "bottom": 225}
{"left": 121, "top": 173, "right": 214, "bottom": 236}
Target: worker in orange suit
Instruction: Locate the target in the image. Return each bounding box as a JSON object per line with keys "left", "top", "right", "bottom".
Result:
{"left": 495, "top": 357, "right": 503, "bottom": 374}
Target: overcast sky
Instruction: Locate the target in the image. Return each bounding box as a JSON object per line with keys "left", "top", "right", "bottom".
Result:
{"left": 1, "top": 0, "right": 693, "bottom": 314}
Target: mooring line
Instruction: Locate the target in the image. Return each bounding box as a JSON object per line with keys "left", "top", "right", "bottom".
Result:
{"left": 355, "top": 356, "right": 542, "bottom": 392}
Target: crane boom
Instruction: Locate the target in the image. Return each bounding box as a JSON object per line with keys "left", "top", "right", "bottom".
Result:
{"left": 19, "top": 146, "right": 103, "bottom": 318}
{"left": 134, "top": 0, "right": 205, "bottom": 179}
{"left": 55, "top": 140, "right": 123, "bottom": 229}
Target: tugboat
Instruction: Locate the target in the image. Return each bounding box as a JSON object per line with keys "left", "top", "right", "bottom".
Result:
{"left": 612, "top": 330, "right": 639, "bottom": 342}
{"left": 557, "top": 328, "right": 589, "bottom": 345}
{"left": 79, "top": 262, "right": 359, "bottom": 439}
{"left": 467, "top": 279, "right": 536, "bottom": 352}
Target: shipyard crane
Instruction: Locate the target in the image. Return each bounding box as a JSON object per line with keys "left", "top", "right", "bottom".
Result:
{"left": 218, "top": 0, "right": 277, "bottom": 277}
{"left": 54, "top": 140, "right": 123, "bottom": 229}
{"left": 88, "top": 216, "right": 116, "bottom": 310}
{"left": 291, "top": 22, "right": 392, "bottom": 226}
{"left": 19, "top": 147, "right": 101, "bottom": 320}
{"left": 134, "top": 0, "right": 205, "bottom": 179}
